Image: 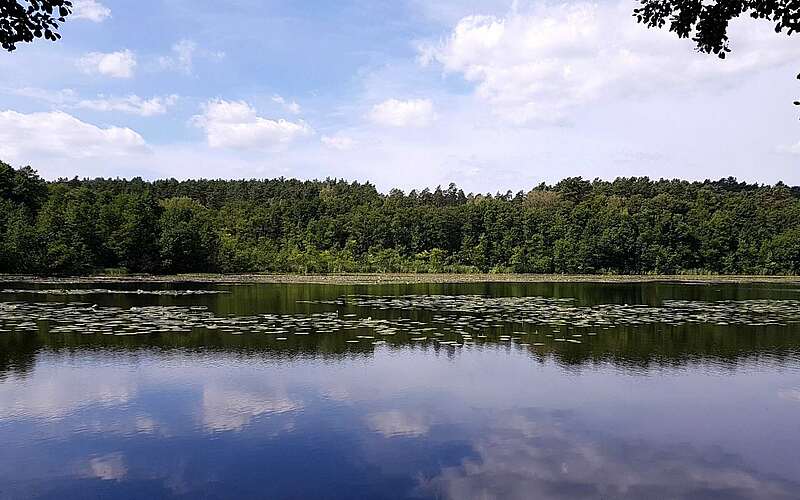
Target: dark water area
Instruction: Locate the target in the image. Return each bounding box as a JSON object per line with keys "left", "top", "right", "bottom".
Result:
{"left": 1, "top": 281, "right": 799, "bottom": 499}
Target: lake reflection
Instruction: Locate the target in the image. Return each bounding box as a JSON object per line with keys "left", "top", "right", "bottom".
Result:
{"left": 1, "top": 281, "right": 799, "bottom": 499}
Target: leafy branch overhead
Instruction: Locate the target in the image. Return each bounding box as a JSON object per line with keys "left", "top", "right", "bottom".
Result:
{"left": 634, "top": 1, "right": 800, "bottom": 109}
{"left": 0, "top": 0, "right": 72, "bottom": 52}
{"left": 634, "top": 0, "right": 799, "bottom": 58}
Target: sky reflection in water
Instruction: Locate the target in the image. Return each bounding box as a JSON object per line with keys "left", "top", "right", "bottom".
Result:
{"left": 0, "top": 281, "right": 799, "bottom": 499}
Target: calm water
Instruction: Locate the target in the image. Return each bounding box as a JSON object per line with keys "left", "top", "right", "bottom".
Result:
{"left": 1, "top": 281, "right": 800, "bottom": 500}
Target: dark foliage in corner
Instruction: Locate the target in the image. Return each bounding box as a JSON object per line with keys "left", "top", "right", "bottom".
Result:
{"left": 0, "top": 0, "right": 72, "bottom": 52}
{"left": 634, "top": 0, "right": 799, "bottom": 58}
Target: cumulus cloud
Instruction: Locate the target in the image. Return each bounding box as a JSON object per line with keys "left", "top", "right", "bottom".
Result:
{"left": 272, "top": 95, "right": 301, "bottom": 115}
{"left": 71, "top": 0, "right": 111, "bottom": 22}
{"left": 78, "top": 50, "right": 137, "bottom": 78}
{"left": 321, "top": 134, "right": 357, "bottom": 151}
{"left": 0, "top": 110, "right": 147, "bottom": 161}
{"left": 77, "top": 94, "right": 179, "bottom": 117}
{"left": 192, "top": 99, "right": 312, "bottom": 150}
{"left": 422, "top": 1, "right": 800, "bottom": 124}
{"left": 369, "top": 98, "right": 436, "bottom": 127}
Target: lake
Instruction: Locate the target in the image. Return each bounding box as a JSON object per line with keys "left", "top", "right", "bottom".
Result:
{"left": 1, "top": 280, "right": 799, "bottom": 499}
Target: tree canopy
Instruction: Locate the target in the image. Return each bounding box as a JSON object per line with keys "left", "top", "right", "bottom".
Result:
{"left": 0, "top": 0, "right": 72, "bottom": 52}
{"left": 2, "top": 161, "right": 800, "bottom": 276}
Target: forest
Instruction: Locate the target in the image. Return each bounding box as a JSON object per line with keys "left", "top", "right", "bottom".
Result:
{"left": 2, "top": 160, "right": 800, "bottom": 276}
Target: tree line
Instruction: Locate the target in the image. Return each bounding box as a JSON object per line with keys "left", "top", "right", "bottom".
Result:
{"left": 2, "top": 160, "right": 800, "bottom": 275}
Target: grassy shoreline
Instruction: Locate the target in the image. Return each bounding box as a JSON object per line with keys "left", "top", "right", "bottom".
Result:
{"left": 2, "top": 273, "right": 800, "bottom": 285}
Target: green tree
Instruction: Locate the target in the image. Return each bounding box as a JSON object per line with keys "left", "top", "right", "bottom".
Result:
{"left": 0, "top": 161, "right": 47, "bottom": 211}
{"left": 2, "top": 163, "right": 800, "bottom": 277}
{"left": 35, "top": 185, "right": 99, "bottom": 274}
{"left": 158, "top": 197, "right": 218, "bottom": 273}
{"left": 762, "top": 229, "right": 800, "bottom": 274}
{"left": 0, "top": 201, "right": 40, "bottom": 272}
{"left": 101, "top": 193, "right": 161, "bottom": 272}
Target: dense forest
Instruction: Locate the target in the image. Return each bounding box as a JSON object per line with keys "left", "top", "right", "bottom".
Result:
{"left": 2, "top": 160, "right": 800, "bottom": 275}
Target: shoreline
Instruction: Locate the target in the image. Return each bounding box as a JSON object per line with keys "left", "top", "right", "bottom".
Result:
{"left": 2, "top": 273, "right": 800, "bottom": 285}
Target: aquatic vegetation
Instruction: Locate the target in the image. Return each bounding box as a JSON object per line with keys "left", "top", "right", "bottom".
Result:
{"left": 340, "top": 294, "right": 800, "bottom": 329}
{"left": 1, "top": 283, "right": 799, "bottom": 500}
{"left": 0, "top": 288, "right": 228, "bottom": 296}
{"left": 1, "top": 291, "right": 799, "bottom": 354}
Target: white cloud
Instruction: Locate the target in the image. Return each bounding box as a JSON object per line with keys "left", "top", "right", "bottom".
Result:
{"left": 0, "top": 109, "right": 147, "bottom": 161}
{"left": 77, "top": 94, "right": 179, "bottom": 117}
{"left": 4, "top": 86, "right": 77, "bottom": 104}
{"left": 3, "top": 0, "right": 797, "bottom": 189}
{"left": 272, "top": 94, "right": 301, "bottom": 115}
{"left": 158, "top": 40, "right": 224, "bottom": 75}
{"left": 71, "top": 0, "right": 111, "bottom": 22}
{"left": 321, "top": 134, "right": 357, "bottom": 151}
{"left": 369, "top": 98, "right": 436, "bottom": 127}
{"left": 78, "top": 50, "right": 137, "bottom": 78}
{"left": 159, "top": 40, "right": 197, "bottom": 74}
{"left": 423, "top": 1, "right": 800, "bottom": 124}
{"left": 192, "top": 99, "right": 313, "bottom": 150}
{"left": 779, "top": 142, "right": 800, "bottom": 155}
{"left": 3, "top": 87, "right": 178, "bottom": 117}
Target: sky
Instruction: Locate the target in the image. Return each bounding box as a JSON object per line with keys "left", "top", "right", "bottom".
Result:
{"left": 0, "top": 0, "right": 798, "bottom": 193}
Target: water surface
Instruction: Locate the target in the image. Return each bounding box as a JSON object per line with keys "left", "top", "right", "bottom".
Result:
{"left": 1, "top": 281, "right": 799, "bottom": 499}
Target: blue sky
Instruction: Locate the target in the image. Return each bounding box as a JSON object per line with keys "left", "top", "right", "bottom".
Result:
{"left": 0, "top": 0, "right": 798, "bottom": 192}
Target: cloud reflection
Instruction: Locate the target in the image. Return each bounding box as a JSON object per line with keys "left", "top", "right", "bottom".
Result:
{"left": 778, "top": 388, "right": 800, "bottom": 403}
{"left": 201, "top": 384, "right": 302, "bottom": 432}
{"left": 87, "top": 452, "right": 128, "bottom": 481}
{"left": 366, "top": 410, "right": 430, "bottom": 438}
{"left": 0, "top": 365, "right": 136, "bottom": 421}
{"left": 418, "top": 411, "right": 800, "bottom": 500}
